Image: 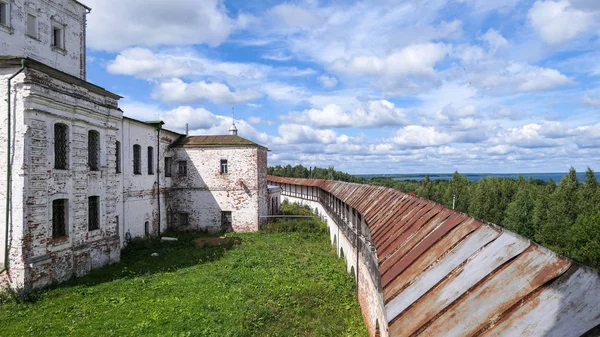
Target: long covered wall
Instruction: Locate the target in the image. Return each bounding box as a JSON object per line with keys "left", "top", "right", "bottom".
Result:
{"left": 267, "top": 175, "right": 600, "bottom": 337}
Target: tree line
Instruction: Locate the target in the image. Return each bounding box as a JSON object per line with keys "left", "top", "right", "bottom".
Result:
{"left": 268, "top": 164, "right": 600, "bottom": 269}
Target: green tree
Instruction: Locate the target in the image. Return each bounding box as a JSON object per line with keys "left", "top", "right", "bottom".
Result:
{"left": 568, "top": 210, "right": 600, "bottom": 268}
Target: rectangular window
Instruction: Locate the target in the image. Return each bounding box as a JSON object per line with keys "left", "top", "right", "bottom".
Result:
{"left": 115, "top": 141, "right": 121, "bottom": 173}
{"left": 0, "top": 2, "right": 8, "bottom": 26}
{"left": 220, "top": 159, "right": 228, "bottom": 174}
{"left": 54, "top": 123, "right": 68, "bottom": 170}
{"left": 51, "top": 26, "right": 63, "bottom": 49}
{"left": 115, "top": 215, "right": 119, "bottom": 235}
{"left": 179, "top": 212, "right": 189, "bottom": 226}
{"left": 178, "top": 160, "right": 187, "bottom": 176}
{"left": 26, "top": 13, "right": 36, "bottom": 38}
{"left": 133, "top": 144, "right": 141, "bottom": 174}
{"left": 164, "top": 157, "right": 172, "bottom": 177}
{"left": 147, "top": 146, "right": 154, "bottom": 175}
{"left": 88, "top": 130, "right": 99, "bottom": 171}
{"left": 221, "top": 211, "right": 232, "bottom": 228}
{"left": 88, "top": 196, "right": 100, "bottom": 231}
{"left": 52, "top": 199, "right": 68, "bottom": 238}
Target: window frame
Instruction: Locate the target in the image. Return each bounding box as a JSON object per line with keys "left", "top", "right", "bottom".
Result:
{"left": 133, "top": 144, "right": 141, "bottom": 175}
{"left": 178, "top": 160, "right": 187, "bottom": 176}
{"left": 147, "top": 146, "right": 154, "bottom": 175}
{"left": 54, "top": 123, "right": 69, "bottom": 170}
{"left": 52, "top": 198, "right": 68, "bottom": 238}
{"left": 220, "top": 159, "right": 228, "bottom": 175}
{"left": 88, "top": 196, "right": 100, "bottom": 231}
{"left": 51, "top": 25, "right": 64, "bottom": 50}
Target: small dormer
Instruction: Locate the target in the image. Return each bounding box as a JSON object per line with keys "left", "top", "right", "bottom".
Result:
{"left": 0, "top": 0, "right": 90, "bottom": 79}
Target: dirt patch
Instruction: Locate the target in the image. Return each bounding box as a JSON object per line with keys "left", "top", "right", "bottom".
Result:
{"left": 192, "top": 237, "right": 241, "bottom": 247}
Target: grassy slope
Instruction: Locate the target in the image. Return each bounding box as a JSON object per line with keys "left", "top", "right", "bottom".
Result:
{"left": 0, "top": 231, "right": 367, "bottom": 337}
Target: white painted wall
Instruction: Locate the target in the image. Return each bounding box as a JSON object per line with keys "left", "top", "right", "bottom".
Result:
{"left": 0, "top": 0, "right": 87, "bottom": 79}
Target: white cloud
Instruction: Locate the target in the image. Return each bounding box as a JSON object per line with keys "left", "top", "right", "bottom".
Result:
{"left": 498, "top": 123, "right": 561, "bottom": 148}
{"left": 274, "top": 124, "right": 339, "bottom": 144}
{"left": 85, "top": 0, "right": 247, "bottom": 51}
{"left": 583, "top": 93, "right": 600, "bottom": 106}
{"left": 518, "top": 67, "right": 573, "bottom": 92}
{"left": 282, "top": 100, "right": 410, "bottom": 128}
{"left": 528, "top": 1, "right": 593, "bottom": 45}
{"left": 317, "top": 75, "right": 338, "bottom": 88}
{"left": 480, "top": 29, "right": 508, "bottom": 53}
{"left": 330, "top": 43, "right": 449, "bottom": 78}
{"left": 392, "top": 126, "right": 454, "bottom": 148}
{"left": 153, "top": 78, "right": 262, "bottom": 105}
{"left": 269, "top": 4, "right": 324, "bottom": 30}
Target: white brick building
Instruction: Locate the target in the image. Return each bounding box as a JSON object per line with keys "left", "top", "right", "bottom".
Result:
{"left": 0, "top": 0, "right": 270, "bottom": 290}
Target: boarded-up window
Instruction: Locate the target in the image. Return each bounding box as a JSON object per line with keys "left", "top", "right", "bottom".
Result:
{"left": 88, "top": 130, "right": 99, "bottom": 171}
{"left": 133, "top": 144, "right": 141, "bottom": 174}
{"left": 26, "top": 13, "right": 36, "bottom": 37}
{"left": 147, "top": 146, "right": 154, "bottom": 175}
{"left": 88, "top": 196, "right": 100, "bottom": 230}
{"left": 54, "top": 123, "right": 68, "bottom": 169}
{"left": 0, "top": 2, "right": 8, "bottom": 26}
{"left": 115, "top": 141, "right": 121, "bottom": 173}
{"left": 52, "top": 199, "right": 67, "bottom": 238}
{"left": 164, "top": 157, "right": 172, "bottom": 177}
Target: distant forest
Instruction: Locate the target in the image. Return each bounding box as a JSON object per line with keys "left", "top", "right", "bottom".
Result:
{"left": 268, "top": 164, "right": 600, "bottom": 269}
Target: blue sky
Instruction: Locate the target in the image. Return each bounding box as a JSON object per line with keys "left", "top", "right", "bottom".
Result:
{"left": 83, "top": 0, "right": 600, "bottom": 174}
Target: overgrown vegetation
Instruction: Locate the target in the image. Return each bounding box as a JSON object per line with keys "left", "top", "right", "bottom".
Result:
{"left": 270, "top": 164, "right": 600, "bottom": 269}
{"left": 262, "top": 200, "right": 326, "bottom": 234}
{"left": 0, "top": 224, "right": 367, "bottom": 336}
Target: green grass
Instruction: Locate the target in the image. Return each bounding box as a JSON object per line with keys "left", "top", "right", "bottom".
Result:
{"left": 0, "top": 229, "right": 367, "bottom": 337}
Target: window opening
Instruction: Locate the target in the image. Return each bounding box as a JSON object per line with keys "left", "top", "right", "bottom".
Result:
{"left": 88, "top": 130, "right": 99, "bottom": 171}
{"left": 52, "top": 199, "right": 67, "bottom": 238}
{"left": 133, "top": 144, "right": 141, "bottom": 174}
{"left": 179, "top": 213, "right": 189, "bottom": 226}
{"left": 115, "top": 141, "right": 121, "bottom": 173}
{"left": 88, "top": 196, "right": 100, "bottom": 230}
{"left": 54, "top": 123, "right": 68, "bottom": 169}
{"left": 178, "top": 160, "right": 187, "bottom": 176}
{"left": 220, "top": 159, "right": 228, "bottom": 174}
{"left": 0, "top": 2, "right": 8, "bottom": 27}
{"left": 51, "top": 26, "right": 63, "bottom": 49}
{"left": 221, "top": 211, "right": 232, "bottom": 228}
{"left": 147, "top": 146, "right": 154, "bottom": 175}
{"left": 164, "top": 157, "right": 172, "bottom": 177}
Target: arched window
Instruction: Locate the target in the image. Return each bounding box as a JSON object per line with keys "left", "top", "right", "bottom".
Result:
{"left": 54, "top": 123, "right": 68, "bottom": 169}
{"left": 88, "top": 130, "right": 100, "bottom": 171}
{"left": 133, "top": 144, "right": 141, "bottom": 174}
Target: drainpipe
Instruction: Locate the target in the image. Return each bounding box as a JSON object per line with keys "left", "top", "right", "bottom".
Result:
{"left": 2, "top": 59, "right": 26, "bottom": 274}
{"left": 156, "top": 126, "right": 161, "bottom": 235}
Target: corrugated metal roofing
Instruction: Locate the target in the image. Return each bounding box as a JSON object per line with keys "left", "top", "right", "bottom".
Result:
{"left": 169, "top": 135, "right": 267, "bottom": 148}
{"left": 267, "top": 175, "right": 600, "bottom": 337}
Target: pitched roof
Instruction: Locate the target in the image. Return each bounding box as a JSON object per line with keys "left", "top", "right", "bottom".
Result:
{"left": 170, "top": 135, "right": 267, "bottom": 149}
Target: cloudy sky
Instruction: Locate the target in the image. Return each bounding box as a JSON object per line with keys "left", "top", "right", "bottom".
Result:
{"left": 84, "top": 0, "right": 600, "bottom": 174}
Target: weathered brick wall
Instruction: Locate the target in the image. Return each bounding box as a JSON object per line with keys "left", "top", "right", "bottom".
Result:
{"left": 170, "top": 146, "right": 262, "bottom": 232}
{"left": 1, "top": 66, "right": 122, "bottom": 290}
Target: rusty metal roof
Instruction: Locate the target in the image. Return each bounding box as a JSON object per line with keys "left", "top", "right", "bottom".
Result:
{"left": 170, "top": 135, "right": 267, "bottom": 149}
{"left": 267, "top": 175, "right": 600, "bottom": 337}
